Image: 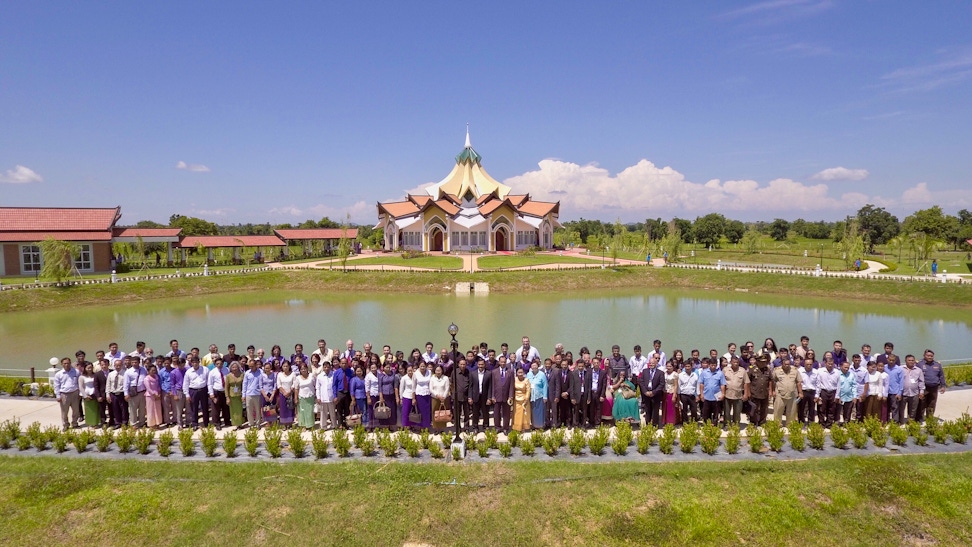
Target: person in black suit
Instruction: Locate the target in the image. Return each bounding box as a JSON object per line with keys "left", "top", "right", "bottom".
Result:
{"left": 467, "top": 358, "right": 492, "bottom": 433}
{"left": 452, "top": 358, "right": 472, "bottom": 431}
{"left": 558, "top": 359, "right": 573, "bottom": 427}
{"left": 568, "top": 359, "right": 593, "bottom": 428}
{"left": 94, "top": 358, "right": 111, "bottom": 426}
{"left": 586, "top": 361, "right": 608, "bottom": 428}
{"left": 543, "top": 359, "right": 561, "bottom": 429}
{"left": 490, "top": 357, "right": 516, "bottom": 433}
{"left": 639, "top": 357, "right": 665, "bottom": 427}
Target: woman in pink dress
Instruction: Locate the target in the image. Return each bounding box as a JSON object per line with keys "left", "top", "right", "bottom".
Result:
{"left": 662, "top": 362, "right": 679, "bottom": 425}
{"left": 593, "top": 351, "right": 614, "bottom": 423}
{"left": 145, "top": 365, "right": 164, "bottom": 429}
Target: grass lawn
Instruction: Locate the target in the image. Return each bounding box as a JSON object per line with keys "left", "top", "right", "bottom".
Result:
{"left": 1, "top": 453, "right": 971, "bottom": 545}
{"left": 342, "top": 255, "right": 464, "bottom": 270}
{"left": 478, "top": 254, "right": 604, "bottom": 269}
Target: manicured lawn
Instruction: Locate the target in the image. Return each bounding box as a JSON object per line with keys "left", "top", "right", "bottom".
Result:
{"left": 343, "top": 255, "right": 464, "bottom": 270}
{"left": 478, "top": 254, "right": 604, "bottom": 269}
{"left": 1, "top": 453, "right": 971, "bottom": 545}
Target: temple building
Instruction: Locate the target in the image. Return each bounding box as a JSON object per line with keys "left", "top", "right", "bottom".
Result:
{"left": 376, "top": 131, "right": 560, "bottom": 252}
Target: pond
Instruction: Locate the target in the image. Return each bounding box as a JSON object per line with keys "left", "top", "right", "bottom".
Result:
{"left": 2, "top": 288, "right": 970, "bottom": 374}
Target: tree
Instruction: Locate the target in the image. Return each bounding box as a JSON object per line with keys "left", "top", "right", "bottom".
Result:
{"left": 39, "top": 238, "right": 80, "bottom": 282}
{"left": 337, "top": 214, "right": 352, "bottom": 271}
{"left": 692, "top": 213, "right": 726, "bottom": 248}
{"left": 769, "top": 219, "right": 790, "bottom": 241}
{"left": 645, "top": 218, "right": 668, "bottom": 241}
{"left": 169, "top": 214, "right": 218, "bottom": 236}
{"left": 836, "top": 219, "right": 866, "bottom": 270}
{"left": 902, "top": 206, "right": 951, "bottom": 241}
{"left": 741, "top": 228, "right": 762, "bottom": 254}
{"left": 856, "top": 204, "right": 899, "bottom": 246}
{"left": 888, "top": 235, "right": 907, "bottom": 263}
{"left": 671, "top": 218, "right": 693, "bottom": 243}
{"left": 659, "top": 228, "right": 683, "bottom": 263}
{"left": 725, "top": 220, "right": 745, "bottom": 244}
{"left": 135, "top": 220, "right": 165, "bottom": 228}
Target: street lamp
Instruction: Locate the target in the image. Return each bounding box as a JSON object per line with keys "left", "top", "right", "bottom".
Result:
{"left": 447, "top": 323, "right": 464, "bottom": 457}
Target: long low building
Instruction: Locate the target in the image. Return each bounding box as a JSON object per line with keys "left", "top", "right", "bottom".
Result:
{"left": 0, "top": 206, "right": 121, "bottom": 276}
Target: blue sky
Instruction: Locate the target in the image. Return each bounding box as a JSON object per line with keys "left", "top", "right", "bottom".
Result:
{"left": 2, "top": 1, "right": 971, "bottom": 224}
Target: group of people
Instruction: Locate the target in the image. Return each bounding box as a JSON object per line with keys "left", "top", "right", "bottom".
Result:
{"left": 50, "top": 335, "right": 947, "bottom": 434}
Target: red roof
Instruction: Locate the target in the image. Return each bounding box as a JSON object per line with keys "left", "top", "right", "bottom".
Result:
{"left": 112, "top": 227, "right": 182, "bottom": 238}
{"left": 275, "top": 228, "right": 359, "bottom": 240}
{"left": 0, "top": 231, "right": 113, "bottom": 242}
{"left": 0, "top": 207, "right": 120, "bottom": 231}
{"left": 177, "top": 235, "right": 285, "bottom": 248}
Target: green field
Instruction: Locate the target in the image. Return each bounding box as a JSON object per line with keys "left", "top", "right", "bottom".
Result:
{"left": 343, "top": 255, "right": 464, "bottom": 270}
{"left": 1, "top": 453, "right": 971, "bottom": 545}
{"left": 477, "top": 254, "right": 604, "bottom": 269}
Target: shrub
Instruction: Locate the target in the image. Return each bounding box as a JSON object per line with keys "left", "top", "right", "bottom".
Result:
{"left": 933, "top": 422, "right": 950, "bottom": 444}
{"left": 764, "top": 421, "right": 785, "bottom": 452}
{"left": 507, "top": 429, "right": 520, "bottom": 448}
{"left": 0, "top": 429, "right": 9, "bottom": 450}
{"left": 889, "top": 422, "right": 909, "bottom": 446}
{"left": 484, "top": 429, "right": 499, "bottom": 449}
{"left": 700, "top": 422, "right": 721, "bottom": 455}
{"left": 589, "top": 426, "right": 609, "bottom": 456}
{"left": 906, "top": 419, "right": 922, "bottom": 439}
{"left": 498, "top": 442, "right": 512, "bottom": 458}
{"left": 807, "top": 423, "right": 826, "bottom": 450}
{"left": 379, "top": 434, "right": 398, "bottom": 458}
{"left": 659, "top": 425, "right": 677, "bottom": 455}
{"left": 333, "top": 429, "right": 352, "bottom": 457}
{"left": 287, "top": 429, "right": 307, "bottom": 458}
{"left": 16, "top": 434, "right": 32, "bottom": 451}
{"left": 568, "top": 428, "right": 587, "bottom": 456}
{"left": 32, "top": 425, "right": 52, "bottom": 452}
{"left": 428, "top": 441, "right": 444, "bottom": 459}
{"left": 400, "top": 249, "right": 427, "bottom": 260}
{"left": 195, "top": 427, "right": 216, "bottom": 457}
{"left": 913, "top": 430, "right": 929, "bottom": 446}
{"left": 679, "top": 422, "right": 700, "bottom": 454}
{"left": 543, "top": 434, "right": 559, "bottom": 456}
{"left": 637, "top": 425, "right": 657, "bottom": 454}
{"left": 847, "top": 422, "right": 868, "bottom": 449}
{"left": 789, "top": 426, "right": 806, "bottom": 452}
{"left": 25, "top": 422, "right": 42, "bottom": 443}
{"left": 464, "top": 433, "right": 477, "bottom": 452}
{"left": 958, "top": 412, "right": 972, "bottom": 433}
{"left": 419, "top": 429, "right": 432, "bottom": 449}
{"left": 115, "top": 427, "right": 135, "bottom": 453}
{"left": 135, "top": 428, "right": 155, "bottom": 455}
{"left": 397, "top": 430, "right": 413, "bottom": 449}
{"left": 520, "top": 436, "right": 536, "bottom": 456}
{"left": 924, "top": 419, "right": 941, "bottom": 439}
{"left": 221, "top": 431, "right": 237, "bottom": 458}
{"left": 405, "top": 438, "right": 421, "bottom": 458}
{"left": 52, "top": 432, "right": 68, "bottom": 453}
{"left": 452, "top": 445, "right": 463, "bottom": 460}
{"left": 951, "top": 421, "right": 969, "bottom": 444}
{"left": 244, "top": 427, "right": 260, "bottom": 457}
{"left": 312, "top": 429, "right": 331, "bottom": 459}
{"left": 73, "top": 429, "right": 93, "bottom": 453}
{"left": 863, "top": 416, "right": 883, "bottom": 438}
{"left": 745, "top": 424, "right": 762, "bottom": 453}
{"left": 2, "top": 418, "right": 21, "bottom": 440}
{"left": 615, "top": 421, "right": 634, "bottom": 447}
{"left": 179, "top": 427, "right": 195, "bottom": 457}
{"left": 871, "top": 426, "right": 888, "bottom": 448}
{"left": 551, "top": 427, "right": 567, "bottom": 447}
{"left": 440, "top": 431, "right": 454, "bottom": 447}
{"left": 359, "top": 437, "right": 376, "bottom": 457}
{"left": 352, "top": 425, "right": 367, "bottom": 448}
{"left": 725, "top": 424, "right": 741, "bottom": 454}
{"left": 830, "top": 426, "right": 849, "bottom": 449}
{"left": 94, "top": 428, "right": 113, "bottom": 452}
{"left": 43, "top": 425, "right": 61, "bottom": 443}
{"left": 157, "top": 431, "right": 174, "bottom": 457}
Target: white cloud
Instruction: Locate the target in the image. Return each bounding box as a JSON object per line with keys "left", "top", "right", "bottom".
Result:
{"left": 880, "top": 46, "right": 972, "bottom": 93}
{"left": 269, "top": 201, "right": 371, "bottom": 223}
{"left": 192, "top": 208, "right": 233, "bottom": 217}
{"left": 0, "top": 165, "right": 43, "bottom": 184}
{"left": 176, "top": 161, "right": 211, "bottom": 173}
{"left": 810, "top": 167, "right": 869, "bottom": 181}
{"left": 720, "top": 0, "right": 833, "bottom": 25}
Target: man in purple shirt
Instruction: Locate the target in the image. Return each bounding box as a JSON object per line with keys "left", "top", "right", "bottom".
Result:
{"left": 169, "top": 358, "right": 187, "bottom": 428}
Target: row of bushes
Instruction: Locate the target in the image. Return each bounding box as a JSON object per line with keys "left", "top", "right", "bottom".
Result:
{"left": 946, "top": 365, "right": 972, "bottom": 386}
{"left": 0, "top": 378, "right": 52, "bottom": 397}
{"left": 3, "top": 415, "right": 970, "bottom": 460}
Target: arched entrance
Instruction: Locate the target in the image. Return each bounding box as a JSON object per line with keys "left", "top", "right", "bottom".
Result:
{"left": 494, "top": 228, "right": 508, "bottom": 251}
{"left": 430, "top": 228, "right": 444, "bottom": 252}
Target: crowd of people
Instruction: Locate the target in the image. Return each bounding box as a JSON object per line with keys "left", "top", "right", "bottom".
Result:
{"left": 49, "top": 335, "right": 948, "bottom": 434}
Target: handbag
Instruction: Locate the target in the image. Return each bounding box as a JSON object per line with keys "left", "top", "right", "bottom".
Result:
{"left": 346, "top": 413, "right": 362, "bottom": 427}
{"left": 373, "top": 401, "right": 391, "bottom": 420}
{"left": 620, "top": 384, "right": 638, "bottom": 400}
{"left": 262, "top": 405, "right": 277, "bottom": 418}
{"left": 408, "top": 403, "right": 421, "bottom": 424}
{"left": 286, "top": 397, "right": 295, "bottom": 410}
{"left": 433, "top": 402, "right": 452, "bottom": 423}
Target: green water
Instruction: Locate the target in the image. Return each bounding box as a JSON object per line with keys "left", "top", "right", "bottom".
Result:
{"left": 2, "top": 288, "right": 969, "bottom": 373}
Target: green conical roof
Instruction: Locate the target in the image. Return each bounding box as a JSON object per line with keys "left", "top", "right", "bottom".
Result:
{"left": 455, "top": 146, "right": 481, "bottom": 165}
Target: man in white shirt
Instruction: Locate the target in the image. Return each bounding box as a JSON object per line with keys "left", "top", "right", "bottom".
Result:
{"left": 128, "top": 341, "right": 147, "bottom": 363}
{"left": 423, "top": 342, "right": 439, "bottom": 364}
{"left": 646, "top": 339, "right": 667, "bottom": 370}
{"left": 207, "top": 358, "right": 229, "bottom": 429}
{"left": 106, "top": 359, "right": 128, "bottom": 428}
{"left": 53, "top": 357, "right": 81, "bottom": 431}
{"left": 628, "top": 345, "right": 648, "bottom": 381}
{"left": 316, "top": 361, "right": 337, "bottom": 429}
{"left": 722, "top": 343, "right": 738, "bottom": 364}
{"left": 678, "top": 364, "right": 700, "bottom": 423}
{"left": 123, "top": 357, "right": 149, "bottom": 428}
{"left": 105, "top": 342, "right": 127, "bottom": 367}
{"left": 313, "top": 339, "right": 335, "bottom": 364}
{"left": 184, "top": 357, "right": 210, "bottom": 429}
{"left": 513, "top": 336, "right": 541, "bottom": 364}
{"left": 341, "top": 339, "right": 355, "bottom": 361}
{"left": 165, "top": 339, "right": 186, "bottom": 360}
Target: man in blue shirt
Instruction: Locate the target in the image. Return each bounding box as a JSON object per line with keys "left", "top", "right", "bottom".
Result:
{"left": 332, "top": 358, "right": 354, "bottom": 428}
{"left": 885, "top": 355, "right": 905, "bottom": 424}
{"left": 241, "top": 359, "right": 263, "bottom": 428}
{"left": 698, "top": 359, "right": 726, "bottom": 425}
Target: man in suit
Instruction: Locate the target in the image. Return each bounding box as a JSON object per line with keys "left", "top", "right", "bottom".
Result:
{"left": 568, "top": 357, "right": 593, "bottom": 428}
{"left": 558, "top": 358, "right": 573, "bottom": 427}
{"left": 452, "top": 358, "right": 472, "bottom": 431}
{"left": 586, "top": 359, "right": 608, "bottom": 428}
{"left": 490, "top": 356, "right": 515, "bottom": 433}
{"left": 93, "top": 358, "right": 110, "bottom": 426}
{"left": 543, "top": 358, "right": 561, "bottom": 429}
{"left": 468, "top": 358, "right": 492, "bottom": 433}
{"left": 639, "top": 355, "right": 665, "bottom": 427}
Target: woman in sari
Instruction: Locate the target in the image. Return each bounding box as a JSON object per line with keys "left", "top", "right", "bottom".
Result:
{"left": 526, "top": 362, "right": 547, "bottom": 431}
{"left": 225, "top": 361, "right": 245, "bottom": 427}
{"left": 399, "top": 364, "right": 416, "bottom": 431}
{"left": 276, "top": 361, "right": 296, "bottom": 428}
{"left": 429, "top": 364, "right": 451, "bottom": 433}
{"left": 80, "top": 363, "right": 101, "bottom": 428}
{"left": 260, "top": 362, "right": 278, "bottom": 425}
{"left": 144, "top": 364, "right": 164, "bottom": 429}
{"left": 511, "top": 367, "right": 532, "bottom": 432}
{"left": 377, "top": 362, "right": 399, "bottom": 430}
{"left": 611, "top": 371, "right": 640, "bottom": 424}
{"left": 412, "top": 361, "right": 433, "bottom": 430}
{"left": 296, "top": 363, "right": 316, "bottom": 429}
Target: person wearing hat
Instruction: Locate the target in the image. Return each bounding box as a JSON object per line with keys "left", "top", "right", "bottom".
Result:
{"left": 747, "top": 354, "right": 773, "bottom": 427}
